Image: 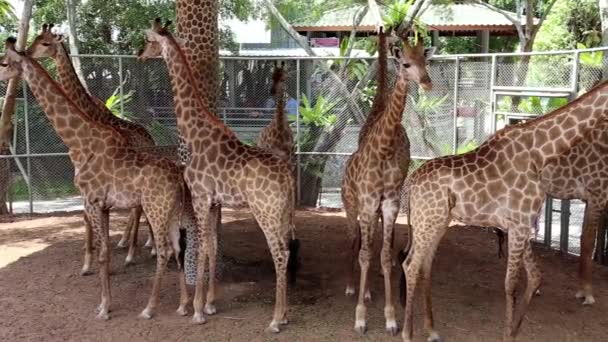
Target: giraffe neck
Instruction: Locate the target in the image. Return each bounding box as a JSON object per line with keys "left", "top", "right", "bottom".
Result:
{"left": 512, "top": 80, "right": 608, "bottom": 165}
{"left": 273, "top": 82, "right": 287, "bottom": 131}
{"left": 20, "top": 56, "right": 115, "bottom": 153}
{"left": 365, "top": 67, "right": 409, "bottom": 150}
{"left": 176, "top": 0, "right": 219, "bottom": 112}
{"left": 161, "top": 38, "right": 234, "bottom": 146}
{"left": 53, "top": 43, "right": 102, "bottom": 119}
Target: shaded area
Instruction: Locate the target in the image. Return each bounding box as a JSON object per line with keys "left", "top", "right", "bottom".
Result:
{"left": 0, "top": 209, "right": 607, "bottom": 341}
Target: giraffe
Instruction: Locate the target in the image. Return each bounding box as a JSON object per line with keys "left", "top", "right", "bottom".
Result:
{"left": 257, "top": 62, "right": 294, "bottom": 161}
{"left": 341, "top": 29, "right": 434, "bottom": 335}
{"left": 138, "top": 19, "right": 298, "bottom": 332}
{"left": 538, "top": 120, "right": 608, "bottom": 305}
{"left": 0, "top": 37, "right": 190, "bottom": 321}
{"left": 26, "top": 24, "right": 157, "bottom": 273}
{"left": 400, "top": 79, "right": 608, "bottom": 342}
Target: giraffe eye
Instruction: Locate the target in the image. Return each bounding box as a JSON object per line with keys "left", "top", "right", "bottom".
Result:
{"left": 403, "top": 63, "right": 411, "bottom": 68}
{"left": 42, "top": 43, "right": 51, "bottom": 47}
{"left": 0, "top": 63, "right": 8, "bottom": 67}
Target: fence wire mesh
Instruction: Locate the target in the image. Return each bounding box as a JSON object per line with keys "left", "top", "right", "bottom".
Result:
{"left": 1, "top": 48, "right": 607, "bottom": 255}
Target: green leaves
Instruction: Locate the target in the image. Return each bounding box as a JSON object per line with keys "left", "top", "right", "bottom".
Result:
{"left": 298, "top": 94, "right": 337, "bottom": 129}
{"left": 105, "top": 85, "right": 134, "bottom": 119}
{"left": 577, "top": 43, "right": 604, "bottom": 68}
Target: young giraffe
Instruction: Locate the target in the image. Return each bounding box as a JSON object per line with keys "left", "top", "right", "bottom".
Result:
{"left": 0, "top": 38, "right": 190, "bottom": 321}
{"left": 341, "top": 30, "right": 434, "bottom": 335}
{"left": 400, "top": 80, "right": 608, "bottom": 342}
{"left": 26, "top": 24, "right": 157, "bottom": 272}
{"left": 138, "top": 20, "right": 298, "bottom": 332}
{"left": 257, "top": 62, "right": 294, "bottom": 160}
{"left": 539, "top": 120, "right": 608, "bottom": 305}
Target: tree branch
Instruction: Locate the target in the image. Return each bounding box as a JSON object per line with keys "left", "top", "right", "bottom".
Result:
{"left": 469, "top": 0, "right": 524, "bottom": 41}
{"left": 530, "top": 0, "right": 558, "bottom": 37}
{"left": 394, "top": 0, "right": 429, "bottom": 38}
{"left": 0, "top": 0, "right": 33, "bottom": 149}
{"left": 340, "top": 5, "right": 369, "bottom": 74}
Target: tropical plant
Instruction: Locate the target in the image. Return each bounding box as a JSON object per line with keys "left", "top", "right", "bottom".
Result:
{"left": 578, "top": 42, "right": 604, "bottom": 67}
{"left": 294, "top": 94, "right": 337, "bottom": 129}
{"left": 105, "top": 86, "right": 135, "bottom": 120}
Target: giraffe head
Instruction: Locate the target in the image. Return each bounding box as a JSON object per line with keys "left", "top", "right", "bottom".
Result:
{"left": 0, "top": 37, "right": 24, "bottom": 81}
{"left": 26, "top": 24, "right": 64, "bottom": 59}
{"left": 137, "top": 18, "right": 185, "bottom": 61}
{"left": 270, "top": 61, "right": 286, "bottom": 96}
{"left": 391, "top": 38, "right": 435, "bottom": 91}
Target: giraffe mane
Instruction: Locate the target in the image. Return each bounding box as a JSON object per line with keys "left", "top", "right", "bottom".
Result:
{"left": 158, "top": 28, "right": 236, "bottom": 138}
{"left": 26, "top": 56, "right": 128, "bottom": 145}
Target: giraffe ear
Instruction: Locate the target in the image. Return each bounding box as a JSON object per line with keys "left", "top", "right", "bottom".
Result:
{"left": 5, "top": 48, "right": 22, "bottom": 62}
{"left": 145, "top": 29, "right": 162, "bottom": 42}
{"left": 54, "top": 34, "right": 65, "bottom": 43}
{"left": 391, "top": 46, "right": 402, "bottom": 60}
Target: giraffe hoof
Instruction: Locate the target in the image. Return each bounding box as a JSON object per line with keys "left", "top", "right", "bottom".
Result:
{"left": 95, "top": 311, "right": 110, "bottom": 321}
{"left": 279, "top": 318, "right": 289, "bottom": 325}
{"left": 534, "top": 288, "right": 541, "bottom": 296}
{"left": 176, "top": 305, "right": 188, "bottom": 316}
{"left": 583, "top": 295, "right": 596, "bottom": 305}
{"left": 354, "top": 320, "right": 367, "bottom": 335}
{"left": 150, "top": 248, "right": 157, "bottom": 257}
{"left": 385, "top": 320, "right": 399, "bottom": 335}
{"left": 144, "top": 238, "right": 153, "bottom": 248}
{"left": 345, "top": 286, "right": 355, "bottom": 296}
{"left": 265, "top": 321, "right": 281, "bottom": 333}
{"left": 124, "top": 255, "right": 135, "bottom": 266}
{"left": 427, "top": 331, "right": 442, "bottom": 342}
{"left": 203, "top": 303, "right": 217, "bottom": 315}
{"left": 116, "top": 239, "right": 128, "bottom": 248}
{"left": 139, "top": 308, "right": 154, "bottom": 320}
{"left": 191, "top": 312, "right": 206, "bottom": 325}
{"left": 364, "top": 290, "right": 372, "bottom": 302}
{"left": 80, "top": 267, "right": 93, "bottom": 276}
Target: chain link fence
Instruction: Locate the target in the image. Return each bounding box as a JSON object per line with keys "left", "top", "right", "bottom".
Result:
{"left": 1, "top": 47, "right": 607, "bottom": 255}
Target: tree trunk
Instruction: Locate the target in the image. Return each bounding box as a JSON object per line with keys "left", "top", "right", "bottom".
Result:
{"left": 65, "top": 0, "right": 87, "bottom": 89}
{"left": 0, "top": 0, "right": 33, "bottom": 215}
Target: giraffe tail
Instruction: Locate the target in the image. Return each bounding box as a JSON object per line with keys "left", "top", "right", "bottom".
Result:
{"left": 287, "top": 209, "right": 300, "bottom": 285}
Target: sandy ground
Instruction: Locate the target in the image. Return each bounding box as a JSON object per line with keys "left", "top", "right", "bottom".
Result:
{"left": 1, "top": 208, "right": 607, "bottom": 342}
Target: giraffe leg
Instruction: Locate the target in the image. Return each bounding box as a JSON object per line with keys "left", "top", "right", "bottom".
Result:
{"left": 81, "top": 213, "right": 94, "bottom": 276}
{"left": 117, "top": 209, "right": 135, "bottom": 248}
{"left": 258, "top": 223, "right": 290, "bottom": 332}
{"left": 576, "top": 203, "right": 600, "bottom": 305}
{"left": 344, "top": 206, "right": 360, "bottom": 297}
{"left": 125, "top": 206, "right": 143, "bottom": 265}
{"left": 511, "top": 239, "right": 542, "bottom": 337}
{"left": 86, "top": 202, "right": 112, "bottom": 320}
{"left": 380, "top": 199, "right": 398, "bottom": 335}
{"left": 204, "top": 206, "right": 220, "bottom": 316}
{"left": 139, "top": 226, "right": 170, "bottom": 320}
{"left": 503, "top": 230, "right": 527, "bottom": 341}
{"left": 401, "top": 240, "right": 424, "bottom": 342}
{"left": 190, "top": 195, "right": 212, "bottom": 325}
{"left": 144, "top": 215, "right": 155, "bottom": 248}
{"left": 420, "top": 230, "right": 446, "bottom": 342}
{"left": 354, "top": 210, "right": 377, "bottom": 334}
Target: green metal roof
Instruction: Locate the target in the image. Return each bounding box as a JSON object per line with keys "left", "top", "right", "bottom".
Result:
{"left": 293, "top": 4, "right": 537, "bottom": 31}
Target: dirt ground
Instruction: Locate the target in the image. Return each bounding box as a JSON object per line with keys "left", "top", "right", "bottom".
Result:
{"left": 1, "top": 208, "right": 607, "bottom": 342}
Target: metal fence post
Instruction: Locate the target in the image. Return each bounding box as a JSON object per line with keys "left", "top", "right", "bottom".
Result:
{"left": 296, "top": 59, "right": 301, "bottom": 205}
{"left": 22, "top": 82, "right": 33, "bottom": 214}
{"left": 570, "top": 51, "right": 581, "bottom": 97}
{"left": 544, "top": 199, "right": 553, "bottom": 247}
{"left": 489, "top": 55, "right": 497, "bottom": 133}
{"left": 452, "top": 57, "right": 460, "bottom": 154}
{"left": 118, "top": 56, "right": 125, "bottom": 118}
{"left": 560, "top": 199, "right": 571, "bottom": 253}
